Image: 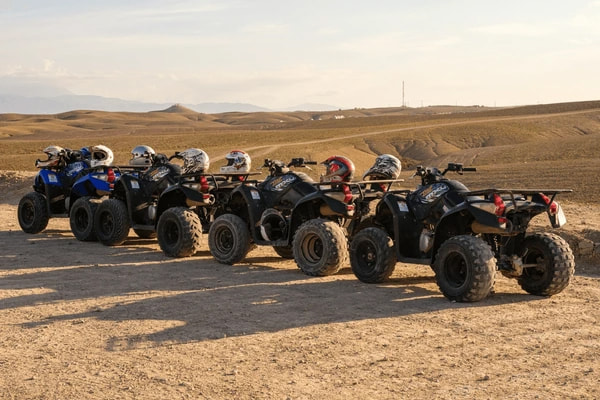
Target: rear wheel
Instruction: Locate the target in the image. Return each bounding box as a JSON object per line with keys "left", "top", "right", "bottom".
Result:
{"left": 18, "top": 192, "right": 49, "bottom": 234}
{"left": 350, "top": 227, "right": 396, "bottom": 283}
{"left": 69, "top": 196, "right": 98, "bottom": 241}
{"left": 94, "top": 199, "right": 130, "bottom": 246}
{"left": 157, "top": 207, "right": 202, "bottom": 257}
{"left": 293, "top": 218, "right": 348, "bottom": 276}
{"left": 434, "top": 235, "right": 496, "bottom": 302}
{"left": 208, "top": 214, "right": 252, "bottom": 265}
{"left": 518, "top": 232, "right": 574, "bottom": 296}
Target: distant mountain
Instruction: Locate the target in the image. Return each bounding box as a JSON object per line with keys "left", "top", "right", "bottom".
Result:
{"left": 0, "top": 94, "right": 272, "bottom": 114}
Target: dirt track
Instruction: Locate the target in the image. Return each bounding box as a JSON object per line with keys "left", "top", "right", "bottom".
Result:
{"left": 1, "top": 172, "right": 599, "bottom": 399}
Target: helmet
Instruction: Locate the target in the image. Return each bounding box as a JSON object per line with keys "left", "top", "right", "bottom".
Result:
{"left": 36, "top": 145, "right": 66, "bottom": 168}
{"left": 362, "top": 154, "right": 402, "bottom": 180}
{"left": 89, "top": 145, "right": 114, "bottom": 167}
{"left": 179, "top": 148, "right": 209, "bottom": 174}
{"left": 130, "top": 145, "right": 156, "bottom": 166}
{"left": 220, "top": 150, "right": 251, "bottom": 174}
{"left": 320, "top": 155, "right": 355, "bottom": 183}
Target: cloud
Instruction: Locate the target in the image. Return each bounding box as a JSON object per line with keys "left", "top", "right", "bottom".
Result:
{"left": 469, "top": 23, "right": 555, "bottom": 37}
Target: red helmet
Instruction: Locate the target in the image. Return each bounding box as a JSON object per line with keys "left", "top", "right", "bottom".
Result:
{"left": 320, "top": 155, "right": 355, "bottom": 183}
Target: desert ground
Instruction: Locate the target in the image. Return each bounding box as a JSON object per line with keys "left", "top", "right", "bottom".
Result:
{"left": 1, "top": 102, "right": 599, "bottom": 399}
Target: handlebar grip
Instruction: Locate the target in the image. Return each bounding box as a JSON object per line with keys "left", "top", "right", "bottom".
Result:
{"left": 305, "top": 161, "right": 318, "bottom": 165}
{"left": 463, "top": 167, "right": 477, "bottom": 172}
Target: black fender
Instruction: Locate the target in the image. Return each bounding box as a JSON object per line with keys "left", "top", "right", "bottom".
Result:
{"left": 376, "top": 193, "right": 419, "bottom": 260}
{"left": 157, "top": 185, "right": 204, "bottom": 218}
{"left": 226, "top": 185, "right": 267, "bottom": 242}
{"left": 430, "top": 203, "right": 473, "bottom": 263}
{"left": 289, "top": 191, "right": 351, "bottom": 236}
{"left": 109, "top": 175, "right": 142, "bottom": 224}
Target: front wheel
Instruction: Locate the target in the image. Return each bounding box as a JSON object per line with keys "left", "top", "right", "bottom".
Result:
{"left": 69, "top": 196, "right": 98, "bottom": 241}
{"left": 517, "top": 232, "right": 575, "bottom": 296}
{"left": 208, "top": 214, "right": 251, "bottom": 265}
{"left": 94, "top": 199, "right": 130, "bottom": 246}
{"left": 18, "top": 192, "right": 49, "bottom": 234}
{"left": 293, "top": 218, "right": 348, "bottom": 276}
{"left": 350, "top": 227, "right": 396, "bottom": 283}
{"left": 157, "top": 207, "right": 202, "bottom": 258}
{"left": 434, "top": 235, "right": 496, "bottom": 302}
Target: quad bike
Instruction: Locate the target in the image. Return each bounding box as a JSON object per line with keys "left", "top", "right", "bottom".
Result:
{"left": 349, "top": 162, "right": 575, "bottom": 302}
{"left": 18, "top": 146, "right": 118, "bottom": 238}
{"left": 208, "top": 156, "right": 402, "bottom": 276}
{"left": 94, "top": 153, "right": 181, "bottom": 246}
{"left": 155, "top": 170, "right": 261, "bottom": 258}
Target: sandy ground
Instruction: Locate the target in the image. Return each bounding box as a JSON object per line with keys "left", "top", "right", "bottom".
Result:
{"left": 0, "top": 171, "right": 599, "bottom": 399}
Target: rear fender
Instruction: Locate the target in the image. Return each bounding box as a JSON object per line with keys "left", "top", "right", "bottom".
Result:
{"left": 156, "top": 187, "right": 190, "bottom": 217}
{"left": 296, "top": 191, "right": 353, "bottom": 218}
{"left": 71, "top": 173, "right": 112, "bottom": 198}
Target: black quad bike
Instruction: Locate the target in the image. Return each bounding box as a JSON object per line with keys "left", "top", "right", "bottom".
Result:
{"left": 155, "top": 171, "right": 261, "bottom": 258}
{"left": 94, "top": 154, "right": 181, "bottom": 246}
{"left": 208, "top": 158, "right": 358, "bottom": 276}
{"left": 208, "top": 157, "right": 405, "bottom": 276}
{"left": 349, "top": 162, "right": 575, "bottom": 302}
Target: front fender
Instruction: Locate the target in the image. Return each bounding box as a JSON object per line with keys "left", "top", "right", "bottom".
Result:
{"left": 36, "top": 169, "right": 63, "bottom": 188}
{"left": 229, "top": 185, "right": 264, "bottom": 227}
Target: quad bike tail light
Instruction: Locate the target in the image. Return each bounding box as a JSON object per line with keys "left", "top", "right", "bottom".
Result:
{"left": 539, "top": 192, "right": 558, "bottom": 215}
{"left": 200, "top": 176, "right": 209, "bottom": 192}
{"left": 107, "top": 168, "right": 115, "bottom": 183}
{"left": 200, "top": 176, "right": 211, "bottom": 200}
{"left": 493, "top": 193, "right": 507, "bottom": 224}
{"left": 342, "top": 184, "right": 353, "bottom": 204}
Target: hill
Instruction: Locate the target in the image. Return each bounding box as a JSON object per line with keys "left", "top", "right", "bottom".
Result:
{"left": 1, "top": 100, "right": 600, "bottom": 203}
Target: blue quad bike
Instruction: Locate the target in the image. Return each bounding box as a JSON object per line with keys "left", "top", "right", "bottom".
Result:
{"left": 17, "top": 152, "right": 118, "bottom": 240}
{"left": 349, "top": 163, "right": 575, "bottom": 302}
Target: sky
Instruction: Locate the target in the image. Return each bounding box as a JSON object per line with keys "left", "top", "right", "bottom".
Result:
{"left": 1, "top": 0, "right": 599, "bottom": 110}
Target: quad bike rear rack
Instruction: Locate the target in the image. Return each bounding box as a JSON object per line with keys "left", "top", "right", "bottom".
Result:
{"left": 460, "top": 188, "right": 572, "bottom": 212}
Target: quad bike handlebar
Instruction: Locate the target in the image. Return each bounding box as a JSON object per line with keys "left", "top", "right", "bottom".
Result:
{"left": 413, "top": 162, "right": 476, "bottom": 185}
{"left": 262, "top": 157, "right": 317, "bottom": 176}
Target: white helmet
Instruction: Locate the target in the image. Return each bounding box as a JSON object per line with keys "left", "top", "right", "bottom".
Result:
{"left": 179, "top": 148, "right": 209, "bottom": 174}
{"left": 89, "top": 145, "right": 114, "bottom": 167}
{"left": 362, "top": 154, "right": 401, "bottom": 180}
{"left": 130, "top": 145, "right": 156, "bottom": 166}
{"left": 36, "top": 145, "right": 66, "bottom": 168}
{"left": 220, "top": 150, "right": 251, "bottom": 174}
